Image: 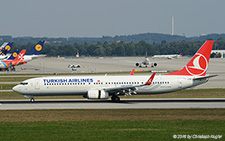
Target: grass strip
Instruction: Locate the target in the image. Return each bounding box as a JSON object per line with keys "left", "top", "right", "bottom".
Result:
{"left": 0, "top": 109, "right": 225, "bottom": 122}
{"left": 0, "top": 77, "right": 33, "bottom": 82}
{"left": 0, "top": 84, "right": 17, "bottom": 90}
{"left": 0, "top": 109, "right": 224, "bottom": 140}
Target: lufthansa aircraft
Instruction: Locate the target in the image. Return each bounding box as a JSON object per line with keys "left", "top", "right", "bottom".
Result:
{"left": 23, "top": 41, "right": 46, "bottom": 62}
{"left": 0, "top": 42, "right": 13, "bottom": 60}
{"left": 13, "top": 40, "right": 216, "bottom": 102}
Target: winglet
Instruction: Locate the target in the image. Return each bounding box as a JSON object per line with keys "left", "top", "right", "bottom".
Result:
{"left": 129, "top": 69, "right": 135, "bottom": 76}
{"left": 143, "top": 72, "right": 156, "bottom": 86}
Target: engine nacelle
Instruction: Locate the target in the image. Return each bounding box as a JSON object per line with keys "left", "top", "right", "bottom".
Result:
{"left": 86, "top": 90, "right": 109, "bottom": 99}
{"left": 135, "top": 63, "right": 140, "bottom": 67}
{"left": 151, "top": 62, "right": 157, "bottom": 67}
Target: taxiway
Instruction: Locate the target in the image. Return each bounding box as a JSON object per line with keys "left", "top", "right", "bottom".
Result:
{"left": 2, "top": 57, "right": 225, "bottom": 89}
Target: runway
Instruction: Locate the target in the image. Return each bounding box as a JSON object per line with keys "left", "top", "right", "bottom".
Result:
{"left": 0, "top": 57, "right": 225, "bottom": 110}
{"left": 0, "top": 98, "right": 225, "bottom": 110}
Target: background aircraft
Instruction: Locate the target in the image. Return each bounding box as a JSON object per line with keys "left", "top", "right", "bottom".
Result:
{"left": 152, "top": 54, "right": 182, "bottom": 59}
{"left": 24, "top": 41, "right": 46, "bottom": 62}
{"left": 135, "top": 52, "right": 157, "bottom": 67}
{"left": 7, "top": 49, "right": 19, "bottom": 60}
{"left": 68, "top": 64, "right": 80, "bottom": 71}
{"left": 0, "top": 49, "right": 26, "bottom": 71}
{"left": 0, "top": 42, "right": 13, "bottom": 60}
{"left": 13, "top": 40, "right": 216, "bottom": 102}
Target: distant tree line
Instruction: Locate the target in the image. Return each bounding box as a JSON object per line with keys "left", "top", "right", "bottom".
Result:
{"left": 10, "top": 38, "right": 225, "bottom": 57}
{"left": 2, "top": 33, "right": 225, "bottom": 45}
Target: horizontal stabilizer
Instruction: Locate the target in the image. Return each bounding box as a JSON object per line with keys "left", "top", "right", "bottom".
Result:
{"left": 193, "top": 74, "right": 217, "bottom": 80}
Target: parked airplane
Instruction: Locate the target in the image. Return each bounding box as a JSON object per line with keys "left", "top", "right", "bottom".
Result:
{"left": 68, "top": 64, "right": 80, "bottom": 71}
{"left": 13, "top": 40, "right": 216, "bottom": 102}
{"left": 152, "top": 54, "right": 182, "bottom": 59}
{"left": 0, "top": 50, "right": 26, "bottom": 71}
{"left": 0, "top": 42, "right": 8, "bottom": 50}
{"left": 0, "top": 42, "right": 12, "bottom": 52}
{"left": 23, "top": 41, "right": 46, "bottom": 62}
{"left": 0, "top": 42, "right": 13, "bottom": 60}
{"left": 6, "top": 49, "right": 19, "bottom": 60}
{"left": 135, "top": 52, "right": 157, "bottom": 67}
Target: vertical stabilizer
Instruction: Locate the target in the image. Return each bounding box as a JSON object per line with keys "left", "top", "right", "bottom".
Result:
{"left": 166, "top": 40, "right": 214, "bottom": 76}
{"left": 26, "top": 41, "right": 44, "bottom": 55}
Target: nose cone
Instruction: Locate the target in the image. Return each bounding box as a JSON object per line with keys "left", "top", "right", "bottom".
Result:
{"left": 12, "top": 85, "right": 21, "bottom": 93}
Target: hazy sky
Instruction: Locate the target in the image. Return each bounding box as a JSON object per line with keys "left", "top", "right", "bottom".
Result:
{"left": 1, "top": 0, "right": 225, "bottom": 38}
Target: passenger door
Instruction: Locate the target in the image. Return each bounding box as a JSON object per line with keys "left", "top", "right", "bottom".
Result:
{"left": 35, "top": 80, "right": 40, "bottom": 90}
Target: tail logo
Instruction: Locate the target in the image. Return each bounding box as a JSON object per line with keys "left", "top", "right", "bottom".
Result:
{"left": 186, "top": 53, "right": 208, "bottom": 76}
{"left": 5, "top": 45, "right": 11, "bottom": 51}
{"left": 18, "top": 53, "right": 25, "bottom": 61}
{"left": 13, "top": 52, "right": 18, "bottom": 57}
{"left": 35, "top": 44, "right": 42, "bottom": 51}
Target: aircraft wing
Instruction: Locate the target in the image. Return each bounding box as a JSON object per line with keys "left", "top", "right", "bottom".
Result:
{"left": 104, "top": 73, "right": 156, "bottom": 93}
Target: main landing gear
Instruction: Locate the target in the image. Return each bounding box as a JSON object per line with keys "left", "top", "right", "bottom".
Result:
{"left": 111, "top": 95, "right": 120, "bottom": 102}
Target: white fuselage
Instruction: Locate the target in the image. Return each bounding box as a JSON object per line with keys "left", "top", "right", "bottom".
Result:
{"left": 0, "top": 54, "right": 10, "bottom": 60}
{"left": 153, "top": 54, "right": 181, "bottom": 59}
{"left": 12, "top": 75, "right": 206, "bottom": 97}
{"left": 23, "top": 54, "right": 46, "bottom": 62}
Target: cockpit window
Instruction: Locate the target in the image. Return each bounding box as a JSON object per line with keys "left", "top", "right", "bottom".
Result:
{"left": 20, "top": 82, "right": 28, "bottom": 85}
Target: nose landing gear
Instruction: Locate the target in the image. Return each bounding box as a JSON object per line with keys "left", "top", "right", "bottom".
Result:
{"left": 24, "top": 95, "right": 35, "bottom": 103}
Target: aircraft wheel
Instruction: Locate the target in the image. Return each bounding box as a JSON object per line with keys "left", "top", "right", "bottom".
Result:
{"left": 114, "top": 97, "right": 120, "bottom": 102}
{"left": 30, "top": 98, "right": 35, "bottom": 103}
{"left": 111, "top": 96, "right": 115, "bottom": 101}
{"left": 111, "top": 96, "right": 120, "bottom": 102}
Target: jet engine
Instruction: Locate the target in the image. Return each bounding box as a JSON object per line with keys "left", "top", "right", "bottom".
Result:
{"left": 151, "top": 62, "right": 157, "bottom": 67}
{"left": 86, "top": 90, "right": 109, "bottom": 99}
{"left": 135, "top": 63, "right": 140, "bottom": 67}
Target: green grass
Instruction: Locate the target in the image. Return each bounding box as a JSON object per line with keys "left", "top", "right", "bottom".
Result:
{"left": 0, "top": 77, "right": 33, "bottom": 82}
{"left": 0, "top": 109, "right": 224, "bottom": 140}
{"left": 0, "top": 120, "right": 224, "bottom": 140}
{"left": 0, "top": 84, "right": 16, "bottom": 90}
{"left": 129, "top": 88, "right": 225, "bottom": 98}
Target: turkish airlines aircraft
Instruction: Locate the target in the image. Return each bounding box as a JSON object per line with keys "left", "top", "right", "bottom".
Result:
{"left": 12, "top": 40, "right": 216, "bottom": 102}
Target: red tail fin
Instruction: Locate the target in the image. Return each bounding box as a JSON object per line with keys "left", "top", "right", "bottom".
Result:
{"left": 14, "top": 49, "right": 26, "bottom": 61}
{"left": 166, "top": 40, "right": 214, "bottom": 76}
